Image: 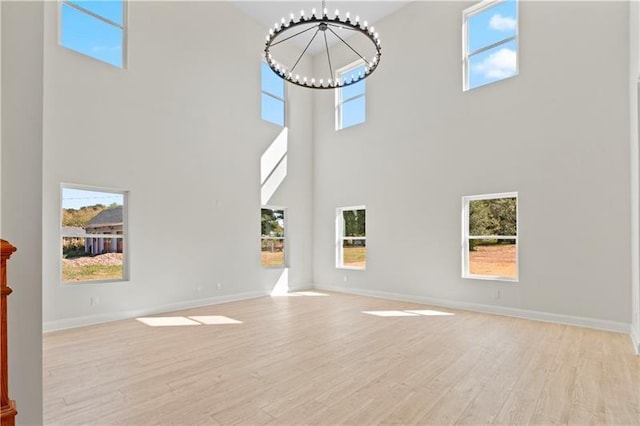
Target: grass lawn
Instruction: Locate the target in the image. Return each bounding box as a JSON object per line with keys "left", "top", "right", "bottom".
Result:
{"left": 343, "top": 246, "right": 366, "bottom": 267}
{"left": 63, "top": 264, "right": 123, "bottom": 282}
{"left": 261, "top": 251, "right": 285, "bottom": 267}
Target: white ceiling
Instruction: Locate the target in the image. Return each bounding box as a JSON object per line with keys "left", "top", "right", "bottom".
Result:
{"left": 231, "top": 1, "right": 411, "bottom": 54}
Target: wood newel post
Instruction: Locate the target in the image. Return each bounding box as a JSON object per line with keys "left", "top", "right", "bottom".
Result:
{"left": 0, "top": 240, "right": 17, "bottom": 426}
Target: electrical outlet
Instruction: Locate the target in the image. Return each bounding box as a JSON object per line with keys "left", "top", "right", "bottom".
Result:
{"left": 91, "top": 296, "right": 100, "bottom": 306}
{"left": 343, "top": 276, "right": 348, "bottom": 282}
{"left": 217, "top": 282, "right": 222, "bottom": 290}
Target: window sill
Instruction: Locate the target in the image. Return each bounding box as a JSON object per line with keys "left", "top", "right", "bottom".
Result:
{"left": 462, "top": 274, "right": 518, "bottom": 283}
{"left": 337, "top": 266, "right": 366, "bottom": 271}
{"left": 61, "top": 278, "right": 130, "bottom": 286}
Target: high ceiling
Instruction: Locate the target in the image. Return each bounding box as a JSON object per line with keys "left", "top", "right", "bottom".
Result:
{"left": 231, "top": 1, "right": 411, "bottom": 54}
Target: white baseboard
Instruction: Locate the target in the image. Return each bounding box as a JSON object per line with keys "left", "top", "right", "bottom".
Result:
{"left": 631, "top": 323, "right": 640, "bottom": 355}
{"left": 43, "top": 290, "right": 269, "bottom": 333}
{"left": 313, "top": 284, "right": 631, "bottom": 334}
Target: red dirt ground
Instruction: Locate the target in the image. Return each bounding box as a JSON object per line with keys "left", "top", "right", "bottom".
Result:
{"left": 469, "top": 244, "right": 516, "bottom": 278}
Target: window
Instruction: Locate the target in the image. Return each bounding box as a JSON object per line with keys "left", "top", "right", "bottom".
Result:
{"left": 337, "top": 206, "right": 366, "bottom": 269}
{"left": 261, "top": 207, "right": 286, "bottom": 267}
{"left": 61, "top": 185, "right": 129, "bottom": 283}
{"left": 462, "top": 192, "right": 518, "bottom": 281}
{"left": 463, "top": 0, "right": 518, "bottom": 91}
{"left": 336, "top": 62, "right": 366, "bottom": 130}
{"left": 261, "top": 62, "right": 285, "bottom": 126}
{"left": 59, "top": 1, "right": 127, "bottom": 68}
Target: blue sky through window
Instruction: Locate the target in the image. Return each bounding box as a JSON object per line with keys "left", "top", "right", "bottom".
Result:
{"left": 62, "top": 188, "right": 124, "bottom": 210}
{"left": 466, "top": 0, "right": 517, "bottom": 90}
{"left": 69, "top": 0, "right": 123, "bottom": 25}
{"left": 339, "top": 64, "right": 366, "bottom": 129}
{"left": 341, "top": 97, "right": 366, "bottom": 129}
{"left": 60, "top": 1, "right": 124, "bottom": 68}
{"left": 261, "top": 62, "right": 285, "bottom": 126}
{"left": 340, "top": 66, "right": 366, "bottom": 102}
{"left": 469, "top": 39, "right": 517, "bottom": 89}
{"left": 261, "top": 62, "right": 284, "bottom": 99}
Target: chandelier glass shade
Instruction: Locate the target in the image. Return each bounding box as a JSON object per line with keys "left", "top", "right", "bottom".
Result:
{"left": 264, "top": 7, "right": 382, "bottom": 90}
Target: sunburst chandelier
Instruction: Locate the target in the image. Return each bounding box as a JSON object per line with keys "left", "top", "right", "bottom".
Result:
{"left": 264, "top": 1, "right": 382, "bottom": 89}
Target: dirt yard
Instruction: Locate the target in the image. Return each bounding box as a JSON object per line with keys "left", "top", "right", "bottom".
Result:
{"left": 469, "top": 244, "right": 516, "bottom": 278}
{"left": 63, "top": 253, "right": 123, "bottom": 267}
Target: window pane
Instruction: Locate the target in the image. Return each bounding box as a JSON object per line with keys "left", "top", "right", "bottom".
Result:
{"left": 343, "top": 239, "right": 366, "bottom": 268}
{"left": 343, "top": 209, "right": 366, "bottom": 237}
{"left": 467, "top": 0, "right": 517, "bottom": 53}
{"left": 261, "top": 62, "right": 284, "bottom": 99}
{"left": 341, "top": 97, "right": 366, "bottom": 129}
{"left": 340, "top": 66, "right": 366, "bottom": 100}
{"left": 61, "top": 3, "right": 124, "bottom": 67}
{"left": 68, "top": 0, "right": 124, "bottom": 26}
{"left": 468, "top": 39, "right": 517, "bottom": 90}
{"left": 261, "top": 94, "right": 284, "bottom": 126}
{"left": 468, "top": 238, "right": 516, "bottom": 278}
{"left": 261, "top": 208, "right": 285, "bottom": 237}
{"left": 62, "top": 187, "right": 126, "bottom": 282}
{"left": 469, "top": 197, "right": 516, "bottom": 237}
{"left": 62, "top": 188, "right": 124, "bottom": 224}
{"left": 261, "top": 239, "right": 285, "bottom": 267}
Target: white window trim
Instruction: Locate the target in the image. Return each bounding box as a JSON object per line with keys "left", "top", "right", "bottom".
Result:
{"left": 60, "top": 183, "right": 130, "bottom": 285}
{"left": 461, "top": 192, "right": 518, "bottom": 282}
{"left": 462, "top": 0, "right": 519, "bottom": 91}
{"left": 336, "top": 205, "right": 366, "bottom": 270}
{"left": 335, "top": 60, "right": 366, "bottom": 131}
{"left": 58, "top": 0, "right": 128, "bottom": 69}
{"left": 261, "top": 60, "right": 287, "bottom": 126}
{"left": 261, "top": 205, "right": 287, "bottom": 268}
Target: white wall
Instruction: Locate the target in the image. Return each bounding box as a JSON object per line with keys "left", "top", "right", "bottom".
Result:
{"left": 1, "top": 1, "right": 44, "bottom": 424}
{"left": 312, "top": 1, "right": 632, "bottom": 329}
{"left": 42, "top": 1, "right": 314, "bottom": 329}
{"left": 630, "top": 0, "right": 640, "bottom": 353}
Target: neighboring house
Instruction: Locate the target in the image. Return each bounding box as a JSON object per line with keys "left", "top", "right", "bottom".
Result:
{"left": 61, "top": 226, "right": 86, "bottom": 249}
{"left": 84, "top": 206, "right": 123, "bottom": 255}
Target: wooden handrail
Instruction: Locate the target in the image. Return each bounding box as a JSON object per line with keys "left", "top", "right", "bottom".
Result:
{"left": 0, "top": 240, "right": 17, "bottom": 426}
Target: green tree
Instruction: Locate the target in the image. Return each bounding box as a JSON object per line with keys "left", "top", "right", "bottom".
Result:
{"left": 469, "top": 197, "right": 516, "bottom": 250}
{"left": 344, "top": 209, "right": 366, "bottom": 237}
{"left": 261, "top": 208, "right": 284, "bottom": 237}
{"left": 62, "top": 204, "right": 109, "bottom": 227}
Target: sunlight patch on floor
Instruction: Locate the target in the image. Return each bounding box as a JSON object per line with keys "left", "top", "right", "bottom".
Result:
{"left": 362, "top": 309, "right": 454, "bottom": 317}
{"left": 293, "top": 291, "right": 329, "bottom": 297}
{"left": 136, "top": 315, "right": 243, "bottom": 327}
{"left": 405, "top": 309, "right": 455, "bottom": 316}
{"left": 271, "top": 291, "right": 330, "bottom": 297}
{"left": 189, "top": 315, "right": 243, "bottom": 325}
{"left": 136, "top": 317, "right": 200, "bottom": 327}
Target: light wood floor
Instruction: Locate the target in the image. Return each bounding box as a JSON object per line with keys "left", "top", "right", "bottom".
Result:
{"left": 43, "top": 291, "right": 640, "bottom": 425}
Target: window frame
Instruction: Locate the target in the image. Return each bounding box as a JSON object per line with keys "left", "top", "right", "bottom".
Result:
{"left": 58, "top": 0, "right": 128, "bottom": 69}
{"left": 60, "top": 183, "right": 130, "bottom": 285}
{"left": 462, "top": 0, "right": 519, "bottom": 91}
{"left": 260, "top": 205, "right": 287, "bottom": 269}
{"left": 261, "top": 61, "right": 286, "bottom": 127}
{"left": 336, "top": 205, "right": 367, "bottom": 270}
{"left": 462, "top": 192, "right": 518, "bottom": 282}
{"left": 335, "top": 60, "right": 366, "bottom": 130}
